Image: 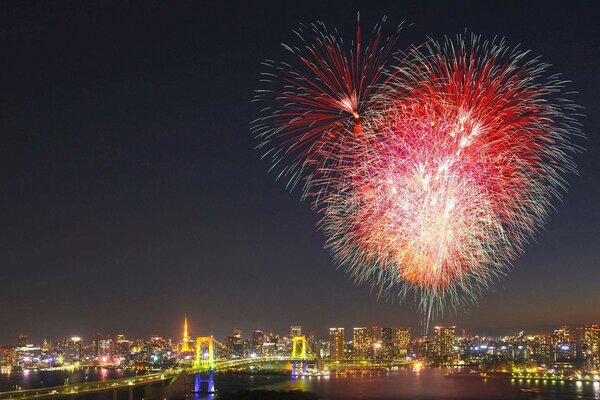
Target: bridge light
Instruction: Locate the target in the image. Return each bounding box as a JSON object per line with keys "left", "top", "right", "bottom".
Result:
{"left": 250, "top": 353, "right": 257, "bottom": 359}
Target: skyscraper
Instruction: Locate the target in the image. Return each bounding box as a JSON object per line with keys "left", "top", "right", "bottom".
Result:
{"left": 251, "top": 330, "right": 265, "bottom": 355}
{"left": 290, "top": 326, "right": 302, "bottom": 338}
{"left": 329, "top": 328, "right": 345, "bottom": 360}
{"left": 232, "top": 328, "right": 244, "bottom": 357}
{"left": 582, "top": 325, "right": 599, "bottom": 361}
{"left": 17, "top": 334, "right": 27, "bottom": 347}
{"left": 353, "top": 328, "right": 370, "bottom": 358}
{"left": 381, "top": 328, "right": 394, "bottom": 358}
{"left": 434, "top": 326, "right": 456, "bottom": 358}
{"left": 394, "top": 328, "right": 411, "bottom": 357}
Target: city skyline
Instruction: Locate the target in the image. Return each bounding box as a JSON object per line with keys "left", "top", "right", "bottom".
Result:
{"left": 5, "top": 318, "right": 600, "bottom": 348}
{"left": 3, "top": 317, "right": 598, "bottom": 373}
{"left": 1, "top": 2, "right": 599, "bottom": 345}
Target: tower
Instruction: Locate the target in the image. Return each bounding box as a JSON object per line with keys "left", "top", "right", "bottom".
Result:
{"left": 181, "top": 316, "right": 192, "bottom": 353}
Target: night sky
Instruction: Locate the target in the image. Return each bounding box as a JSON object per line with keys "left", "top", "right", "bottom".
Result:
{"left": 1, "top": 1, "right": 599, "bottom": 345}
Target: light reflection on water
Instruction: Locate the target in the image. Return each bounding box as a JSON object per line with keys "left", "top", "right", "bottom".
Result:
{"left": 199, "top": 368, "right": 600, "bottom": 400}
{"left": 4, "top": 368, "right": 600, "bottom": 400}
{"left": 0, "top": 368, "right": 139, "bottom": 391}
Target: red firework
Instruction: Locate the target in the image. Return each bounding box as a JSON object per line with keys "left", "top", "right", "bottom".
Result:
{"left": 321, "top": 34, "right": 580, "bottom": 318}
{"left": 252, "top": 17, "right": 403, "bottom": 195}
{"left": 254, "top": 23, "right": 581, "bottom": 322}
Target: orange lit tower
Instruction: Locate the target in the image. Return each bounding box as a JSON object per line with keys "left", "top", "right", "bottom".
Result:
{"left": 181, "top": 316, "right": 192, "bottom": 353}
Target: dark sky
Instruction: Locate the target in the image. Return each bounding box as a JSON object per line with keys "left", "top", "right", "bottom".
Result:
{"left": 1, "top": 1, "right": 599, "bottom": 345}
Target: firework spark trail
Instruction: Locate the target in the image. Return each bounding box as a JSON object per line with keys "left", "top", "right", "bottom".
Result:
{"left": 253, "top": 23, "right": 582, "bottom": 329}
{"left": 251, "top": 16, "right": 404, "bottom": 199}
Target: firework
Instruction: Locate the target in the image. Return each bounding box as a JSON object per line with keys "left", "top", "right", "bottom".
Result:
{"left": 254, "top": 24, "right": 581, "bottom": 324}
{"left": 251, "top": 17, "right": 403, "bottom": 198}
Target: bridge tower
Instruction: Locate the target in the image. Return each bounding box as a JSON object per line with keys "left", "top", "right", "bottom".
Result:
{"left": 180, "top": 316, "right": 192, "bottom": 353}
{"left": 194, "top": 336, "right": 214, "bottom": 371}
{"left": 291, "top": 336, "right": 308, "bottom": 375}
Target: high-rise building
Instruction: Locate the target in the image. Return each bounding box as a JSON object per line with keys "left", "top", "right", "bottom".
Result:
{"left": 232, "top": 328, "right": 244, "bottom": 357}
{"left": 353, "top": 328, "right": 370, "bottom": 358}
{"left": 114, "top": 335, "right": 130, "bottom": 360}
{"left": 223, "top": 336, "right": 235, "bottom": 358}
{"left": 65, "top": 337, "right": 82, "bottom": 363}
{"left": 290, "top": 326, "right": 302, "bottom": 338}
{"left": 252, "top": 330, "right": 265, "bottom": 355}
{"left": 552, "top": 325, "right": 575, "bottom": 361}
{"left": 17, "top": 334, "right": 28, "bottom": 347}
{"left": 582, "top": 325, "right": 599, "bottom": 360}
{"left": 381, "top": 328, "right": 394, "bottom": 358}
{"left": 233, "top": 328, "right": 242, "bottom": 340}
{"left": 329, "top": 328, "right": 345, "bottom": 360}
{"left": 394, "top": 328, "right": 411, "bottom": 357}
{"left": 434, "top": 326, "right": 456, "bottom": 358}
{"left": 93, "top": 334, "right": 113, "bottom": 363}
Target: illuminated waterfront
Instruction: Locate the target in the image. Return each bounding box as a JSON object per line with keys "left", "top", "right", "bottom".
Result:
{"left": 0, "top": 368, "right": 139, "bottom": 391}
{"left": 2, "top": 368, "right": 600, "bottom": 399}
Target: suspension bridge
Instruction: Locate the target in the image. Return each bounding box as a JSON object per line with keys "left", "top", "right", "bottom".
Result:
{"left": 0, "top": 331, "right": 409, "bottom": 399}
{"left": 192, "top": 335, "right": 315, "bottom": 374}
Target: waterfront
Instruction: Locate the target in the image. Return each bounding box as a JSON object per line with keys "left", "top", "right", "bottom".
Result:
{"left": 0, "top": 368, "right": 140, "bottom": 392}
{"left": 224, "top": 368, "right": 600, "bottom": 400}
{"left": 3, "top": 368, "right": 600, "bottom": 400}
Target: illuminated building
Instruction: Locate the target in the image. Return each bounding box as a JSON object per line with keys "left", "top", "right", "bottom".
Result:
{"left": 232, "top": 328, "right": 244, "bottom": 356}
{"left": 15, "top": 344, "right": 41, "bottom": 368}
{"left": 0, "top": 346, "right": 16, "bottom": 368}
{"left": 223, "top": 336, "right": 235, "bottom": 358}
{"left": 65, "top": 337, "right": 82, "bottom": 363}
{"left": 329, "top": 328, "right": 345, "bottom": 360}
{"left": 290, "top": 326, "right": 302, "bottom": 338}
{"left": 252, "top": 330, "right": 265, "bottom": 355}
{"left": 530, "top": 335, "right": 552, "bottom": 363}
{"left": 582, "top": 325, "right": 599, "bottom": 366}
{"left": 381, "top": 328, "right": 394, "bottom": 358}
{"left": 114, "top": 335, "right": 130, "bottom": 361}
{"left": 353, "top": 328, "right": 370, "bottom": 358}
{"left": 93, "top": 334, "right": 113, "bottom": 364}
{"left": 394, "top": 328, "right": 411, "bottom": 356}
{"left": 17, "top": 334, "right": 28, "bottom": 347}
{"left": 434, "top": 326, "right": 456, "bottom": 358}
{"left": 552, "top": 325, "right": 575, "bottom": 361}
{"left": 180, "top": 317, "right": 192, "bottom": 353}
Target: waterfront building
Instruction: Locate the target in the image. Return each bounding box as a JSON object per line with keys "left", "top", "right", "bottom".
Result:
{"left": 114, "top": 335, "right": 130, "bottom": 362}
{"left": 381, "top": 328, "right": 394, "bottom": 358}
{"left": 394, "top": 328, "right": 411, "bottom": 357}
{"left": 353, "top": 328, "right": 371, "bottom": 358}
{"left": 0, "top": 346, "right": 16, "bottom": 368}
{"left": 251, "top": 330, "right": 265, "bottom": 355}
{"left": 552, "top": 326, "right": 576, "bottom": 361}
{"left": 92, "top": 334, "right": 113, "bottom": 364}
{"left": 434, "top": 326, "right": 456, "bottom": 359}
{"left": 290, "top": 326, "right": 302, "bottom": 337}
{"left": 17, "top": 334, "right": 28, "bottom": 347}
{"left": 329, "top": 328, "right": 345, "bottom": 360}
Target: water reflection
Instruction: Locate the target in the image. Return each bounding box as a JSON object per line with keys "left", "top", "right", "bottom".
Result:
{"left": 193, "top": 373, "right": 215, "bottom": 399}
